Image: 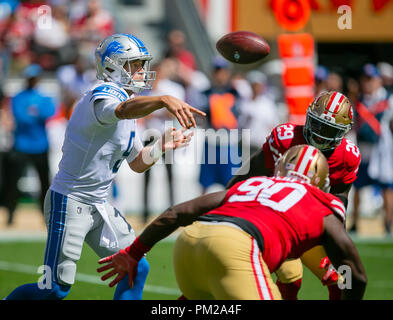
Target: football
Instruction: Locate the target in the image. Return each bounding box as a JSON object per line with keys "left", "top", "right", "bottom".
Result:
{"left": 216, "top": 31, "right": 270, "bottom": 64}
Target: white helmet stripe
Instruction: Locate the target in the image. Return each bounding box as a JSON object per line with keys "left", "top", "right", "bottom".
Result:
{"left": 326, "top": 92, "right": 344, "bottom": 115}
{"left": 294, "top": 146, "right": 317, "bottom": 176}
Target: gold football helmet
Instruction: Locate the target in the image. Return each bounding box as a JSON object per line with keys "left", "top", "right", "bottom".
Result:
{"left": 304, "top": 91, "right": 353, "bottom": 151}
{"left": 274, "top": 144, "right": 330, "bottom": 192}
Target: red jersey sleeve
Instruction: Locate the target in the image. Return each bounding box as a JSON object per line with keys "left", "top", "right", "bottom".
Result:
{"left": 262, "top": 123, "right": 297, "bottom": 170}
{"left": 341, "top": 139, "right": 361, "bottom": 184}
{"left": 309, "top": 186, "right": 347, "bottom": 223}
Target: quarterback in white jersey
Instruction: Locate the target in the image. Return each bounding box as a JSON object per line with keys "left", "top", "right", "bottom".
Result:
{"left": 5, "top": 33, "right": 204, "bottom": 300}
{"left": 51, "top": 81, "right": 143, "bottom": 203}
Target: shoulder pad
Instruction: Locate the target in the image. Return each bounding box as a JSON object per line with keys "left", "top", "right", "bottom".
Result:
{"left": 91, "top": 84, "right": 128, "bottom": 102}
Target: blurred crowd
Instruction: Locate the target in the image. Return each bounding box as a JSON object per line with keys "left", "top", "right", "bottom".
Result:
{"left": 0, "top": 0, "right": 392, "bottom": 235}
{"left": 0, "top": 0, "right": 114, "bottom": 75}
{"left": 0, "top": 0, "right": 115, "bottom": 225}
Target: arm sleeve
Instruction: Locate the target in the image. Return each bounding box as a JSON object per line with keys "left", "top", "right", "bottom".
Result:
{"left": 91, "top": 83, "right": 129, "bottom": 125}
{"left": 316, "top": 188, "right": 347, "bottom": 223}
{"left": 93, "top": 99, "right": 120, "bottom": 125}
{"left": 261, "top": 126, "right": 282, "bottom": 171}
{"left": 342, "top": 144, "right": 361, "bottom": 184}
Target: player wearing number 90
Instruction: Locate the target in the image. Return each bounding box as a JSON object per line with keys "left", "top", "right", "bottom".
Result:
{"left": 227, "top": 91, "right": 361, "bottom": 300}
{"left": 97, "top": 144, "right": 367, "bottom": 300}
{"left": 4, "top": 33, "right": 204, "bottom": 300}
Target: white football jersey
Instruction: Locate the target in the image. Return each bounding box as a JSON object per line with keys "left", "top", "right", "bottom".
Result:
{"left": 51, "top": 81, "right": 143, "bottom": 204}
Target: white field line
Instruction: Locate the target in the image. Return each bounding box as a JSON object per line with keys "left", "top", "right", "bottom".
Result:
{"left": 0, "top": 232, "right": 47, "bottom": 242}
{"left": 0, "top": 260, "right": 181, "bottom": 296}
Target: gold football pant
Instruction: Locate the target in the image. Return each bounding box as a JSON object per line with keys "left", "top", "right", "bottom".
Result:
{"left": 173, "top": 221, "right": 282, "bottom": 300}
{"left": 275, "top": 246, "right": 337, "bottom": 284}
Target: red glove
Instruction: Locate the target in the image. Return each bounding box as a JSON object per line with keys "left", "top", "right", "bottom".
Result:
{"left": 319, "top": 256, "right": 339, "bottom": 286}
{"left": 97, "top": 249, "right": 138, "bottom": 288}
{"left": 97, "top": 237, "right": 151, "bottom": 288}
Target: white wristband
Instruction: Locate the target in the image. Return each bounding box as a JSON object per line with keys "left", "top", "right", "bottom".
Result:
{"left": 149, "top": 139, "right": 164, "bottom": 163}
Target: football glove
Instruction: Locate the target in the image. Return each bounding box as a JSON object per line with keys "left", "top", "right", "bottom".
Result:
{"left": 97, "top": 249, "right": 138, "bottom": 288}
{"left": 319, "top": 256, "right": 339, "bottom": 286}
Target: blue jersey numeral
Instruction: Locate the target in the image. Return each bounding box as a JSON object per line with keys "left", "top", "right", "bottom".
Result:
{"left": 112, "top": 131, "right": 135, "bottom": 173}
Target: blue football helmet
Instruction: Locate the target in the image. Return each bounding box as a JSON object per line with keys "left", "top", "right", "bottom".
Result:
{"left": 95, "top": 33, "right": 156, "bottom": 94}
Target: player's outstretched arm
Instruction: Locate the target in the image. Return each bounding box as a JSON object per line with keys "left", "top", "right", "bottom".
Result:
{"left": 97, "top": 191, "right": 227, "bottom": 287}
{"left": 138, "top": 190, "right": 226, "bottom": 247}
{"left": 322, "top": 214, "right": 367, "bottom": 299}
{"left": 226, "top": 148, "right": 272, "bottom": 189}
{"left": 115, "top": 95, "right": 206, "bottom": 129}
{"left": 129, "top": 127, "right": 193, "bottom": 173}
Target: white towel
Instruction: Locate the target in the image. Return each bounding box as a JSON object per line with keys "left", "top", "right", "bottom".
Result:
{"left": 95, "top": 204, "right": 119, "bottom": 249}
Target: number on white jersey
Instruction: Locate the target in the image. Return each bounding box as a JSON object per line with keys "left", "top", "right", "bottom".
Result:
{"left": 112, "top": 131, "right": 135, "bottom": 173}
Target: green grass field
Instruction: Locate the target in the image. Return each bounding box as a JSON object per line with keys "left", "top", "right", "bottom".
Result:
{"left": 0, "top": 236, "right": 392, "bottom": 300}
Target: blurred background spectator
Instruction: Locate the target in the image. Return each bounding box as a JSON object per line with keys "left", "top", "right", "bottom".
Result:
{"left": 0, "top": 86, "right": 13, "bottom": 211}
{"left": 315, "top": 65, "right": 329, "bottom": 95}
{"left": 197, "top": 56, "right": 241, "bottom": 194}
{"left": 56, "top": 53, "right": 96, "bottom": 119}
{"left": 3, "top": 63, "right": 55, "bottom": 225}
{"left": 238, "top": 70, "right": 280, "bottom": 156}
{"left": 164, "top": 29, "right": 196, "bottom": 72}
{"left": 31, "top": 3, "right": 74, "bottom": 70}
{"left": 377, "top": 62, "right": 393, "bottom": 94}
{"left": 351, "top": 64, "right": 393, "bottom": 235}
{"left": 326, "top": 71, "right": 343, "bottom": 92}
{"left": 71, "top": 0, "right": 114, "bottom": 62}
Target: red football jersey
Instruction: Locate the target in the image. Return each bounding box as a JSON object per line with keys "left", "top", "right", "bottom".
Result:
{"left": 204, "top": 176, "right": 346, "bottom": 272}
{"left": 261, "top": 123, "right": 361, "bottom": 186}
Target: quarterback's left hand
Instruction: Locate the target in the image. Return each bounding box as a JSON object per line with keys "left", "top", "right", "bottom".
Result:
{"left": 97, "top": 249, "right": 138, "bottom": 288}
{"left": 161, "top": 127, "right": 193, "bottom": 151}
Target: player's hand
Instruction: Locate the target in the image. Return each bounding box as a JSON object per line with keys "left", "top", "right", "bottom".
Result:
{"left": 161, "top": 127, "right": 194, "bottom": 152}
{"left": 97, "top": 249, "right": 138, "bottom": 288}
{"left": 160, "top": 95, "right": 206, "bottom": 129}
{"left": 319, "top": 256, "right": 339, "bottom": 286}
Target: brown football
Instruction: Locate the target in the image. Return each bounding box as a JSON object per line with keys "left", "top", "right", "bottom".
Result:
{"left": 216, "top": 31, "right": 270, "bottom": 64}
